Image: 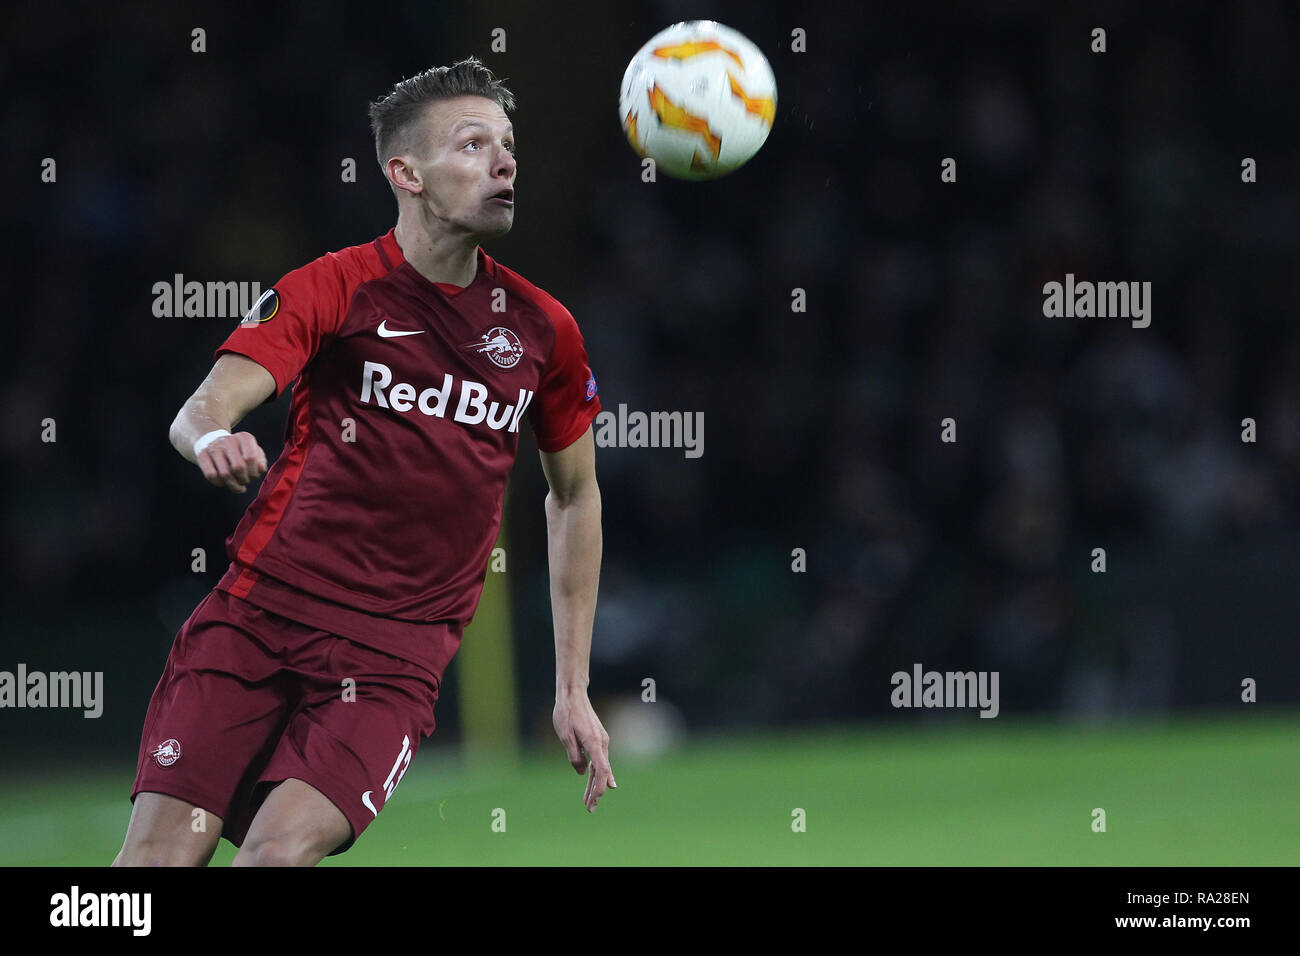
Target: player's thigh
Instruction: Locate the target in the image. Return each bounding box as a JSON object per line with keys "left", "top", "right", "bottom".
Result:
{"left": 114, "top": 792, "right": 223, "bottom": 867}
{"left": 246, "top": 638, "right": 442, "bottom": 860}
{"left": 231, "top": 778, "right": 350, "bottom": 867}
{"left": 131, "top": 589, "right": 298, "bottom": 847}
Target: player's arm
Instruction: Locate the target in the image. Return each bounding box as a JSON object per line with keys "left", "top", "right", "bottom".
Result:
{"left": 539, "top": 426, "right": 616, "bottom": 811}
{"left": 168, "top": 353, "right": 275, "bottom": 493}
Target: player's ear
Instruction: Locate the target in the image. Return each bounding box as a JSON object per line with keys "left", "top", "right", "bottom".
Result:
{"left": 386, "top": 156, "right": 423, "bottom": 196}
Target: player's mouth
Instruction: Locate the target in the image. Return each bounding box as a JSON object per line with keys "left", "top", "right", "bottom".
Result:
{"left": 488, "top": 187, "right": 515, "bottom": 206}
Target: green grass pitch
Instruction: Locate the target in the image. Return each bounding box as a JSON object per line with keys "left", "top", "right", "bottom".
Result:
{"left": 2, "top": 712, "right": 1295, "bottom": 865}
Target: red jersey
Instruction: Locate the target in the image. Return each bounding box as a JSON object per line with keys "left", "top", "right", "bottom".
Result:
{"left": 211, "top": 228, "right": 601, "bottom": 675}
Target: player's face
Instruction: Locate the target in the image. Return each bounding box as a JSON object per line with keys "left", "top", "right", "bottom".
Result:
{"left": 414, "top": 96, "right": 517, "bottom": 240}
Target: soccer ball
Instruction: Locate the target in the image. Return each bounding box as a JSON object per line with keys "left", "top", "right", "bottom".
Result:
{"left": 619, "top": 20, "right": 777, "bottom": 181}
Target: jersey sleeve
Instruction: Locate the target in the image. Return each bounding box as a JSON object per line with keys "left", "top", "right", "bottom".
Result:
{"left": 529, "top": 304, "right": 601, "bottom": 453}
{"left": 214, "top": 253, "right": 349, "bottom": 401}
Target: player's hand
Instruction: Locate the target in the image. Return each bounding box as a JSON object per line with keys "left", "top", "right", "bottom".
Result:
{"left": 197, "top": 431, "right": 268, "bottom": 493}
{"left": 553, "top": 690, "right": 617, "bottom": 813}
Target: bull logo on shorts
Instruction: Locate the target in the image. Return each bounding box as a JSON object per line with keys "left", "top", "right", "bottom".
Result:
{"left": 152, "top": 738, "right": 182, "bottom": 767}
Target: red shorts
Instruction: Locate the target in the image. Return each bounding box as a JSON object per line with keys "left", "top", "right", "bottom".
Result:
{"left": 130, "top": 588, "right": 460, "bottom": 854}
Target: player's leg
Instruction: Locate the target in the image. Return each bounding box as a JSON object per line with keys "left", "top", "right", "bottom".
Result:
{"left": 230, "top": 778, "right": 350, "bottom": 866}
{"left": 122, "top": 589, "right": 297, "bottom": 866}
{"left": 230, "top": 630, "right": 450, "bottom": 865}
{"left": 113, "top": 792, "right": 223, "bottom": 867}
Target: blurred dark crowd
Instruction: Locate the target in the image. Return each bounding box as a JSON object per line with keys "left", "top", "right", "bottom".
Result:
{"left": 2, "top": 0, "right": 1297, "bottom": 757}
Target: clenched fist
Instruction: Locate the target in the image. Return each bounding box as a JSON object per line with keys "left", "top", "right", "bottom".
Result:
{"left": 197, "top": 431, "right": 268, "bottom": 493}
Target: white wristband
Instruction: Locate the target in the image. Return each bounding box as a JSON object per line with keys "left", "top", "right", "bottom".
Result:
{"left": 193, "top": 428, "right": 233, "bottom": 459}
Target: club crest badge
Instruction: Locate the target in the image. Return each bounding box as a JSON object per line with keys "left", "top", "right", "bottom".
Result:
{"left": 152, "top": 738, "right": 182, "bottom": 767}
{"left": 463, "top": 327, "right": 525, "bottom": 369}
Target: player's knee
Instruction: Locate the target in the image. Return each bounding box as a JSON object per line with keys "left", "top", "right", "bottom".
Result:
{"left": 113, "top": 838, "right": 210, "bottom": 867}
{"left": 233, "top": 834, "right": 330, "bottom": 867}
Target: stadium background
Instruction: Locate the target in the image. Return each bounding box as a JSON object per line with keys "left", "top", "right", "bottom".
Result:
{"left": 1, "top": 0, "right": 1297, "bottom": 864}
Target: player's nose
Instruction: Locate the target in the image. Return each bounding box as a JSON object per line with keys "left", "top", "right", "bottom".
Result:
{"left": 496, "top": 146, "right": 516, "bottom": 177}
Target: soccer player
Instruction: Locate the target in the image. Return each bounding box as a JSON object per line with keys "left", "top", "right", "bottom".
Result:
{"left": 114, "top": 58, "right": 614, "bottom": 866}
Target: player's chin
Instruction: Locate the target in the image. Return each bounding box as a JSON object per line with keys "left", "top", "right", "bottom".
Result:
{"left": 478, "top": 209, "right": 514, "bottom": 237}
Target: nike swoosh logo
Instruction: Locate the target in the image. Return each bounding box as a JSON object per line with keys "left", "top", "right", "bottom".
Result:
{"left": 362, "top": 790, "right": 378, "bottom": 817}
{"left": 378, "top": 320, "right": 425, "bottom": 338}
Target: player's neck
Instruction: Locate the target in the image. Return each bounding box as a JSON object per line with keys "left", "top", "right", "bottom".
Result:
{"left": 393, "top": 217, "right": 479, "bottom": 288}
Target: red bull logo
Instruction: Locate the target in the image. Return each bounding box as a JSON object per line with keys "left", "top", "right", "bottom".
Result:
{"left": 464, "top": 327, "right": 524, "bottom": 369}
{"left": 152, "top": 738, "right": 182, "bottom": 767}
{"left": 359, "top": 362, "right": 534, "bottom": 433}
